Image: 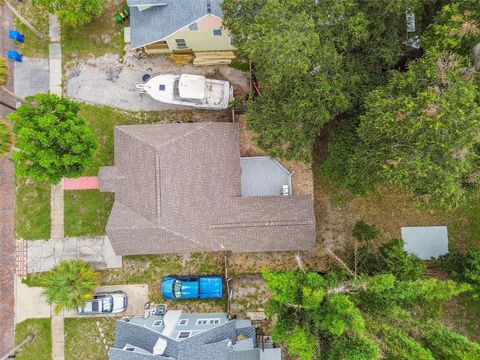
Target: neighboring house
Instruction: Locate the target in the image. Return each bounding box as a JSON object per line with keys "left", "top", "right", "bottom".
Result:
{"left": 99, "top": 123, "right": 316, "bottom": 255}
{"left": 108, "top": 310, "right": 282, "bottom": 359}
{"left": 126, "top": 0, "right": 234, "bottom": 55}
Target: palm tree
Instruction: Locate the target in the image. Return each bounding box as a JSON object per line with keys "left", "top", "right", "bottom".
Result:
{"left": 39, "top": 260, "right": 98, "bottom": 313}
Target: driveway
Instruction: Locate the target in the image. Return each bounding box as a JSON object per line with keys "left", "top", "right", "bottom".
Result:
{"left": 66, "top": 52, "right": 249, "bottom": 111}
{"left": 16, "top": 283, "right": 149, "bottom": 321}
{"left": 63, "top": 284, "right": 149, "bottom": 318}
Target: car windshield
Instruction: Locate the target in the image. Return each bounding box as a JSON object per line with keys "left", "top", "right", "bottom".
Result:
{"left": 173, "top": 280, "right": 182, "bottom": 299}
{"left": 102, "top": 296, "right": 113, "bottom": 313}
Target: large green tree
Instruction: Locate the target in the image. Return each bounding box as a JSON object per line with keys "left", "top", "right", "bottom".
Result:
{"left": 263, "top": 269, "right": 476, "bottom": 360}
{"left": 9, "top": 94, "right": 97, "bottom": 184}
{"left": 222, "top": 0, "right": 426, "bottom": 161}
{"left": 33, "top": 0, "right": 103, "bottom": 28}
{"left": 322, "top": 2, "right": 480, "bottom": 209}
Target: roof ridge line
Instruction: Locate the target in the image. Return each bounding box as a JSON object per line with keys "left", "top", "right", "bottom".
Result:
{"left": 209, "top": 220, "right": 315, "bottom": 229}
{"left": 158, "top": 123, "right": 209, "bottom": 149}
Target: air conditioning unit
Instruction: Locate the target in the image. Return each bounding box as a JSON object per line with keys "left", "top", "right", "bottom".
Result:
{"left": 282, "top": 185, "right": 289, "bottom": 196}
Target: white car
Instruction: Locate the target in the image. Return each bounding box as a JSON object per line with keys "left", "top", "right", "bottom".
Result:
{"left": 136, "top": 74, "right": 233, "bottom": 110}
{"left": 77, "top": 291, "right": 128, "bottom": 315}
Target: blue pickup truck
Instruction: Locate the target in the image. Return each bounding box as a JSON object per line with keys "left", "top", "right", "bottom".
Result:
{"left": 161, "top": 275, "right": 223, "bottom": 300}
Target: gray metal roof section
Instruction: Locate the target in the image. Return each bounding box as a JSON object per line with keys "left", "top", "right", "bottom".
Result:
{"left": 128, "top": 0, "right": 223, "bottom": 49}
{"left": 401, "top": 226, "right": 449, "bottom": 260}
{"left": 240, "top": 157, "right": 292, "bottom": 197}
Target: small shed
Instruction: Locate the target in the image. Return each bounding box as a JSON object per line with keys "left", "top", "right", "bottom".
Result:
{"left": 401, "top": 226, "right": 448, "bottom": 260}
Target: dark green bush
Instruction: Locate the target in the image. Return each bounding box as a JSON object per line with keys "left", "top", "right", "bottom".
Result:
{"left": 437, "top": 249, "right": 480, "bottom": 298}
{"left": 353, "top": 220, "right": 380, "bottom": 242}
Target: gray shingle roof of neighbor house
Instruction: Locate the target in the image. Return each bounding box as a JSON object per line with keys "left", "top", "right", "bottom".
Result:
{"left": 99, "top": 122, "right": 316, "bottom": 255}
{"left": 109, "top": 315, "right": 280, "bottom": 360}
{"left": 126, "top": 0, "right": 223, "bottom": 49}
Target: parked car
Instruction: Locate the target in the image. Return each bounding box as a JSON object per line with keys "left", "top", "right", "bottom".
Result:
{"left": 77, "top": 291, "right": 128, "bottom": 315}
{"left": 161, "top": 275, "right": 223, "bottom": 300}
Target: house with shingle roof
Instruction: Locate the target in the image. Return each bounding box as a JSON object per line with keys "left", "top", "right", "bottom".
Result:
{"left": 99, "top": 122, "right": 315, "bottom": 256}
{"left": 108, "top": 310, "right": 281, "bottom": 359}
{"left": 126, "top": 0, "right": 234, "bottom": 55}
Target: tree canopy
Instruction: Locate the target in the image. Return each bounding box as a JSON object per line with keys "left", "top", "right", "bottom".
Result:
{"left": 33, "top": 0, "right": 103, "bottom": 28}
{"left": 9, "top": 94, "right": 97, "bottom": 184}
{"left": 322, "top": 2, "right": 480, "bottom": 209}
{"left": 263, "top": 269, "right": 475, "bottom": 360}
{"left": 222, "top": 0, "right": 426, "bottom": 161}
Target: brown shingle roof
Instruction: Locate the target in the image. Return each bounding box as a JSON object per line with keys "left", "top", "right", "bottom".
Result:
{"left": 100, "top": 123, "right": 315, "bottom": 255}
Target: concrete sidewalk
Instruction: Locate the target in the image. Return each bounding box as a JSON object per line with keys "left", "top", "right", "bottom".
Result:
{"left": 27, "top": 236, "right": 122, "bottom": 273}
{"left": 13, "top": 57, "right": 49, "bottom": 98}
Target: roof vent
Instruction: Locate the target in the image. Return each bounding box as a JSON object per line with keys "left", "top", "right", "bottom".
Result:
{"left": 207, "top": 0, "right": 211, "bottom": 13}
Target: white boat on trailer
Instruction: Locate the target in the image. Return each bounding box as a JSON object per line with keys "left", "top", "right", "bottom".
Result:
{"left": 136, "top": 74, "right": 233, "bottom": 110}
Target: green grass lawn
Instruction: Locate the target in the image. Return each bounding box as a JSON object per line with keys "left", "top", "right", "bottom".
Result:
{"left": 14, "top": 318, "right": 52, "bottom": 360}
{"left": 15, "top": 177, "right": 50, "bottom": 240}
{"left": 64, "top": 191, "right": 114, "bottom": 237}
{"left": 64, "top": 317, "right": 116, "bottom": 360}
{"left": 60, "top": 104, "right": 161, "bottom": 236}
{"left": 13, "top": 1, "right": 50, "bottom": 58}
{"left": 62, "top": 0, "right": 126, "bottom": 64}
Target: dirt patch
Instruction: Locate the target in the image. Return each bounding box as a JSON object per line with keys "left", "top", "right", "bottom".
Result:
{"left": 230, "top": 275, "right": 274, "bottom": 333}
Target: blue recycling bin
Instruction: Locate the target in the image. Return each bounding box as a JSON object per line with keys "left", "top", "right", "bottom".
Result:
{"left": 8, "top": 30, "right": 24, "bottom": 43}
{"left": 7, "top": 50, "right": 22, "bottom": 62}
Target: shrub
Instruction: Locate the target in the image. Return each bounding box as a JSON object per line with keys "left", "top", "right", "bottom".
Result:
{"left": 437, "top": 249, "right": 480, "bottom": 298}
{"left": 353, "top": 220, "right": 380, "bottom": 242}
{"left": 376, "top": 239, "right": 426, "bottom": 281}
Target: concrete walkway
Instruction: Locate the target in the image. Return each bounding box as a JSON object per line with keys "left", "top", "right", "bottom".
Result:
{"left": 27, "top": 236, "right": 122, "bottom": 273}
{"left": 50, "top": 180, "right": 64, "bottom": 239}
{"left": 48, "top": 15, "right": 66, "bottom": 360}
{"left": 51, "top": 308, "right": 64, "bottom": 360}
